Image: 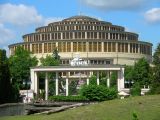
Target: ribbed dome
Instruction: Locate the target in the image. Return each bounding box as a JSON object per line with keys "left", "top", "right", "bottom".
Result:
{"left": 63, "top": 15, "right": 99, "bottom": 22}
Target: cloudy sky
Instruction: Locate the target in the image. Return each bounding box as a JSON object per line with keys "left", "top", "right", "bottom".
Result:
{"left": 0, "top": 0, "right": 160, "bottom": 53}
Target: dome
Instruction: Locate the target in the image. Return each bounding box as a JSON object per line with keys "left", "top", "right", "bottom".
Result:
{"left": 63, "top": 15, "right": 99, "bottom": 22}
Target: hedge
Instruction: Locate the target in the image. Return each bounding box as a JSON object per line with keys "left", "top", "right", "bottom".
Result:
{"left": 49, "top": 95, "right": 88, "bottom": 102}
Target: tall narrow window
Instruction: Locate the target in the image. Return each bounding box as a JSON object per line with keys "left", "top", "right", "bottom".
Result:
{"left": 98, "top": 42, "right": 101, "bottom": 52}
{"left": 73, "top": 42, "right": 77, "bottom": 52}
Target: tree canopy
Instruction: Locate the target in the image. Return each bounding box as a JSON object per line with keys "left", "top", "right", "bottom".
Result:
{"left": 40, "top": 49, "right": 61, "bottom": 96}
{"left": 9, "top": 46, "right": 38, "bottom": 88}
{"left": 124, "top": 58, "right": 151, "bottom": 91}
{"left": 40, "top": 49, "right": 60, "bottom": 66}
{"left": 0, "top": 49, "right": 12, "bottom": 103}
{"left": 150, "top": 43, "right": 160, "bottom": 94}
{"left": 133, "top": 58, "right": 150, "bottom": 86}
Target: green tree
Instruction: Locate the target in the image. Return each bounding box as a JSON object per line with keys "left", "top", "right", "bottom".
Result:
{"left": 110, "top": 71, "right": 117, "bottom": 88}
{"left": 9, "top": 46, "right": 38, "bottom": 92}
{"left": 40, "top": 55, "right": 60, "bottom": 66}
{"left": 130, "top": 82, "right": 141, "bottom": 96}
{"left": 52, "top": 49, "right": 60, "bottom": 60}
{"left": 150, "top": 43, "right": 160, "bottom": 94}
{"left": 134, "top": 58, "right": 150, "bottom": 86}
{"left": 69, "top": 80, "right": 79, "bottom": 95}
{"left": 40, "top": 48, "right": 60, "bottom": 66}
{"left": 0, "top": 49, "right": 12, "bottom": 103}
{"left": 89, "top": 75, "right": 97, "bottom": 85}
{"left": 89, "top": 72, "right": 108, "bottom": 87}
{"left": 40, "top": 49, "right": 60, "bottom": 96}
{"left": 124, "top": 66, "right": 134, "bottom": 88}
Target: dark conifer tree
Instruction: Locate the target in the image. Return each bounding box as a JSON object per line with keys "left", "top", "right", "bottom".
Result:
{"left": 0, "top": 49, "right": 12, "bottom": 103}
{"left": 150, "top": 43, "right": 160, "bottom": 94}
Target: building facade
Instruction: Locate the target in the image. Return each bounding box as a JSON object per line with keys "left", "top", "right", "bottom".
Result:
{"left": 9, "top": 15, "right": 152, "bottom": 65}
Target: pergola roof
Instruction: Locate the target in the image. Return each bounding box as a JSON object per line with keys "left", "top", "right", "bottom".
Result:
{"left": 31, "top": 65, "right": 124, "bottom": 72}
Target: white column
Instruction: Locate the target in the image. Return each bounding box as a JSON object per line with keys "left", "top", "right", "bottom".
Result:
{"left": 45, "top": 72, "right": 49, "bottom": 100}
{"left": 138, "top": 44, "right": 140, "bottom": 53}
{"left": 102, "top": 42, "right": 104, "bottom": 52}
{"left": 85, "top": 32, "right": 87, "bottom": 39}
{"left": 117, "top": 68, "right": 125, "bottom": 91}
{"left": 97, "top": 71, "right": 100, "bottom": 85}
{"left": 55, "top": 72, "right": 59, "bottom": 95}
{"left": 128, "top": 43, "right": 130, "bottom": 53}
{"left": 34, "top": 72, "right": 38, "bottom": 94}
{"left": 30, "top": 69, "right": 35, "bottom": 91}
{"left": 121, "top": 68, "right": 125, "bottom": 89}
{"left": 86, "top": 72, "right": 89, "bottom": 85}
{"left": 42, "top": 43, "right": 44, "bottom": 53}
{"left": 66, "top": 72, "right": 69, "bottom": 96}
{"left": 118, "top": 70, "right": 121, "bottom": 91}
{"left": 107, "top": 71, "right": 110, "bottom": 88}
{"left": 108, "top": 33, "right": 110, "bottom": 39}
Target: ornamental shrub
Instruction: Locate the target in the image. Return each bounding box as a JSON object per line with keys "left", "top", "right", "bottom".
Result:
{"left": 49, "top": 95, "right": 88, "bottom": 102}
{"left": 130, "top": 82, "right": 141, "bottom": 96}
{"left": 79, "top": 85, "right": 117, "bottom": 101}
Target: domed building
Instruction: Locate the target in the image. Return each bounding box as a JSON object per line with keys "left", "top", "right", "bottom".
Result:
{"left": 9, "top": 15, "right": 152, "bottom": 65}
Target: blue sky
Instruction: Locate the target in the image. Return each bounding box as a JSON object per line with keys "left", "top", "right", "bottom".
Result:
{"left": 0, "top": 0, "right": 160, "bottom": 53}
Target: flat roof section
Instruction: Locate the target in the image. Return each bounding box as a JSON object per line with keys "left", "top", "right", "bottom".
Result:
{"left": 31, "top": 65, "right": 124, "bottom": 72}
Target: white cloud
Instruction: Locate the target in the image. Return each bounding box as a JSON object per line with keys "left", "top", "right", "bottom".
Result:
{"left": 0, "top": 3, "right": 43, "bottom": 26}
{"left": 81, "top": 0, "right": 145, "bottom": 10}
{"left": 0, "top": 3, "right": 66, "bottom": 51}
{"left": 144, "top": 8, "right": 160, "bottom": 24}
{"left": 0, "top": 23, "right": 15, "bottom": 48}
{"left": 44, "top": 17, "right": 63, "bottom": 26}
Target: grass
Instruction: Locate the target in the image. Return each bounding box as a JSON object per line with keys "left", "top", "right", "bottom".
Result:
{"left": 1, "top": 95, "right": 160, "bottom": 120}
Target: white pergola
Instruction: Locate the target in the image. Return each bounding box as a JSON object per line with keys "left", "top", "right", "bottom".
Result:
{"left": 30, "top": 65, "right": 125, "bottom": 100}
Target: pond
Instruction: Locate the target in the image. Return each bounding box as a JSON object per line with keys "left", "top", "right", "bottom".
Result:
{"left": 0, "top": 103, "right": 28, "bottom": 117}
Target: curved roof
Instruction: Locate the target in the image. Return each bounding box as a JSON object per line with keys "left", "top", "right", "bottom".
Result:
{"left": 63, "top": 15, "right": 99, "bottom": 21}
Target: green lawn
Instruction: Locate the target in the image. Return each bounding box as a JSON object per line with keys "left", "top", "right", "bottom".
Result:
{"left": 1, "top": 95, "right": 160, "bottom": 120}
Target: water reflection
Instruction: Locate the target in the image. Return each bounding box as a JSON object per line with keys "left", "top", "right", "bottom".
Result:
{"left": 0, "top": 103, "right": 27, "bottom": 116}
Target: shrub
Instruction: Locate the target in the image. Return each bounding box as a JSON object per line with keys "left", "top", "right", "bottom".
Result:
{"left": 130, "top": 82, "right": 141, "bottom": 96}
{"left": 49, "top": 95, "right": 88, "bottom": 102}
{"left": 79, "top": 85, "right": 117, "bottom": 101}
{"left": 132, "top": 112, "right": 139, "bottom": 120}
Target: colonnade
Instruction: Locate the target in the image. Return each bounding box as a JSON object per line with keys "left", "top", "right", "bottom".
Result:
{"left": 30, "top": 66, "right": 124, "bottom": 100}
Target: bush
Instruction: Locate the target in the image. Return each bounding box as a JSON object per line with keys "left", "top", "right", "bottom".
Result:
{"left": 130, "top": 82, "right": 141, "bottom": 96}
{"left": 49, "top": 95, "right": 88, "bottom": 102}
{"left": 132, "top": 112, "right": 139, "bottom": 120}
{"left": 79, "top": 85, "right": 117, "bottom": 101}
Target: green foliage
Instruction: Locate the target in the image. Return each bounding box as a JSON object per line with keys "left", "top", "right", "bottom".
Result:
{"left": 99, "top": 71, "right": 108, "bottom": 87}
{"left": 150, "top": 43, "right": 160, "bottom": 94}
{"left": 49, "top": 80, "right": 55, "bottom": 96}
{"left": 0, "top": 49, "right": 12, "bottom": 103}
{"left": 132, "top": 112, "right": 139, "bottom": 120}
{"left": 100, "top": 77, "right": 107, "bottom": 87}
{"left": 80, "top": 85, "right": 117, "bottom": 101}
{"left": 90, "top": 72, "right": 110, "bottom": 87}
{"left": 125, "top": 66, "right": 134, "bottom": 81}
{"left": 52, "top": 49, "right": 60, "bottom": 60}
{"left": 89, "top": 75, "right": 97, "bottom": 85}
{"left": 40, "top": 55, "right": 60, "bottom": 66}
{"left": 130, "top": 82, "right": 141, "bottom": 96}
{"left": 69, "top": 80, "right": 78, "bottom": 95}
{"left": 133, "top": 58, "right": 150, "bottom": 86}
{"left": 110, "top": 71, "right": 117, "bottom": 87}
{"left": 153, "top": 43, "right": 160, "bottom": 65}
{"left": 124, "top": 58, "right": 151, "bottom": 89}
{"left": 40, "top": 50, "right": 60, "bottom": 96}
{"left": 49, "top": 95, "right": 88, "bottom": 102}
{"left": 9, "top": 46, "right": 38, "bottom": 89}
